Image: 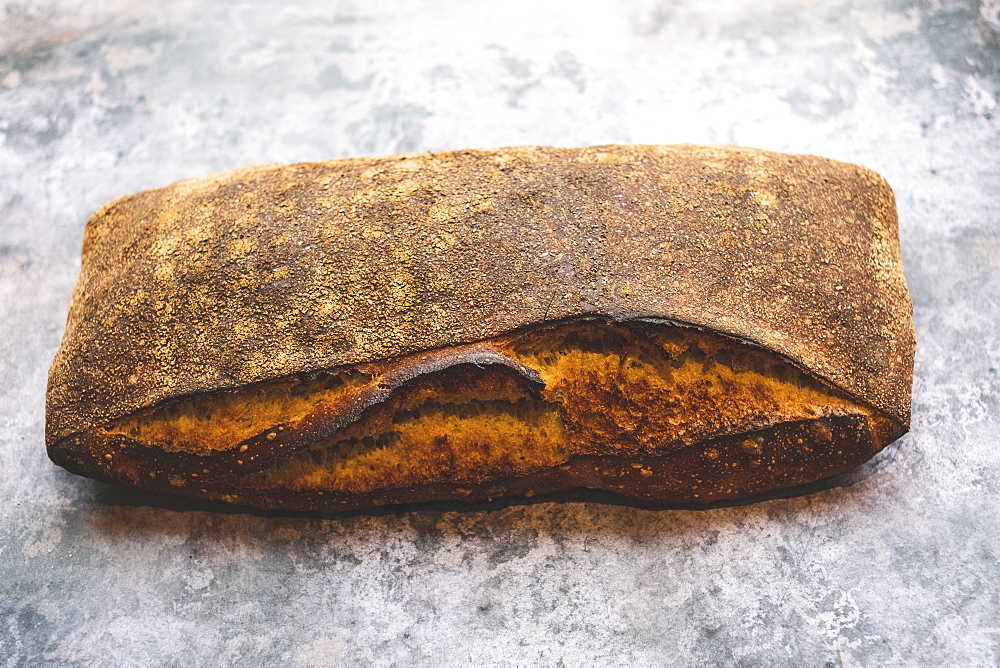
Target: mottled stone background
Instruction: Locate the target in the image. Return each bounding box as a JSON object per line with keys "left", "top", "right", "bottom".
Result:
{"left": 1, "top": 0, "right": 998, "bottom": 664}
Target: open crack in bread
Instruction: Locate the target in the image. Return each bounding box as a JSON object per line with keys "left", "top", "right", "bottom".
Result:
{"left": 46, "top": 145, "right": 915, "bottom": 511}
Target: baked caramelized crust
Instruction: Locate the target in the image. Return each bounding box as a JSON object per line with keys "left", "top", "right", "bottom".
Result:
{"left": 45, "top": 144, "right": 915, "bottom": 511}
{"left": 51, "top": 318, "right": 902, "bottom": 510}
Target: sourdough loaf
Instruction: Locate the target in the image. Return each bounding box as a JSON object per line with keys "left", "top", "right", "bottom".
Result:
{"left": 46, "top": 145, "right": 915, "bottom": 510}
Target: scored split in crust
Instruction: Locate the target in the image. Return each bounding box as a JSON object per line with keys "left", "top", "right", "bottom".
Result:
{"left": 51, "top": 318, "right": 902, "bottom": 510}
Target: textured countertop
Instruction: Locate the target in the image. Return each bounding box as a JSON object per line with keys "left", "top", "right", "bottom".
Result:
{"left": 2, "top": 0, "right": 998, "bottom": 664}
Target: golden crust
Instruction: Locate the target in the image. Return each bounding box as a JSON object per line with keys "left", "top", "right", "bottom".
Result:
{"left": 49, "top": 318, "right": 904, "bottom": 509}
{"left": 45, "top": 144, "right": 915, "bottom": 509}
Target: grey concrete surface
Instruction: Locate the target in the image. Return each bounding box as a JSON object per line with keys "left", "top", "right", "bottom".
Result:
{"left": 1, "top": 0, "right": 998, "bottom": 664}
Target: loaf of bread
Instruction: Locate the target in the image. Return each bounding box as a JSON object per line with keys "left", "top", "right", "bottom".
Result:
{"left": 46, "top": 145, "right": 915, "bottom": 511}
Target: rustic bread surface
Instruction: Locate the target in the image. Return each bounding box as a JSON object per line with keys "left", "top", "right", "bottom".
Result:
{"left": 46, "top": 144, "right": 915, "bottom": 510}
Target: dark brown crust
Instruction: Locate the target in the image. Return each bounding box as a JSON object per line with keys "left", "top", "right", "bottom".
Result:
{"left": 45, "top": 144, "right": 915, "bottom": 508}
{"left": 51, "top": 413, "right": 903, "bottom": 511}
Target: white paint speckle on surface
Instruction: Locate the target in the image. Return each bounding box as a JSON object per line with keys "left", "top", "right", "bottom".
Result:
{"left": 964, "top": 74, "right": 998, "bottom": 115}
{"left": 296, "top": 630, "right": 354, "bottom": 666}
{"left": 852, "top": 7, "right": 922, "bottom": 40}
{"left": 931, "top": 63, "right": 951, "bottom": 89}
{"left": 100, "top": 42, "right": 164, "bottom": 76}
{"left": 22, "top": 527, "right": 61, "bottom": 558}
{"left": 2, "top": 68, "right": 21, "bottom": 87}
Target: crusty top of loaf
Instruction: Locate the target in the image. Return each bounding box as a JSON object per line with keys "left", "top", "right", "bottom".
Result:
{"left": 46, "top": 144, "right": 915, "bottom": 445}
